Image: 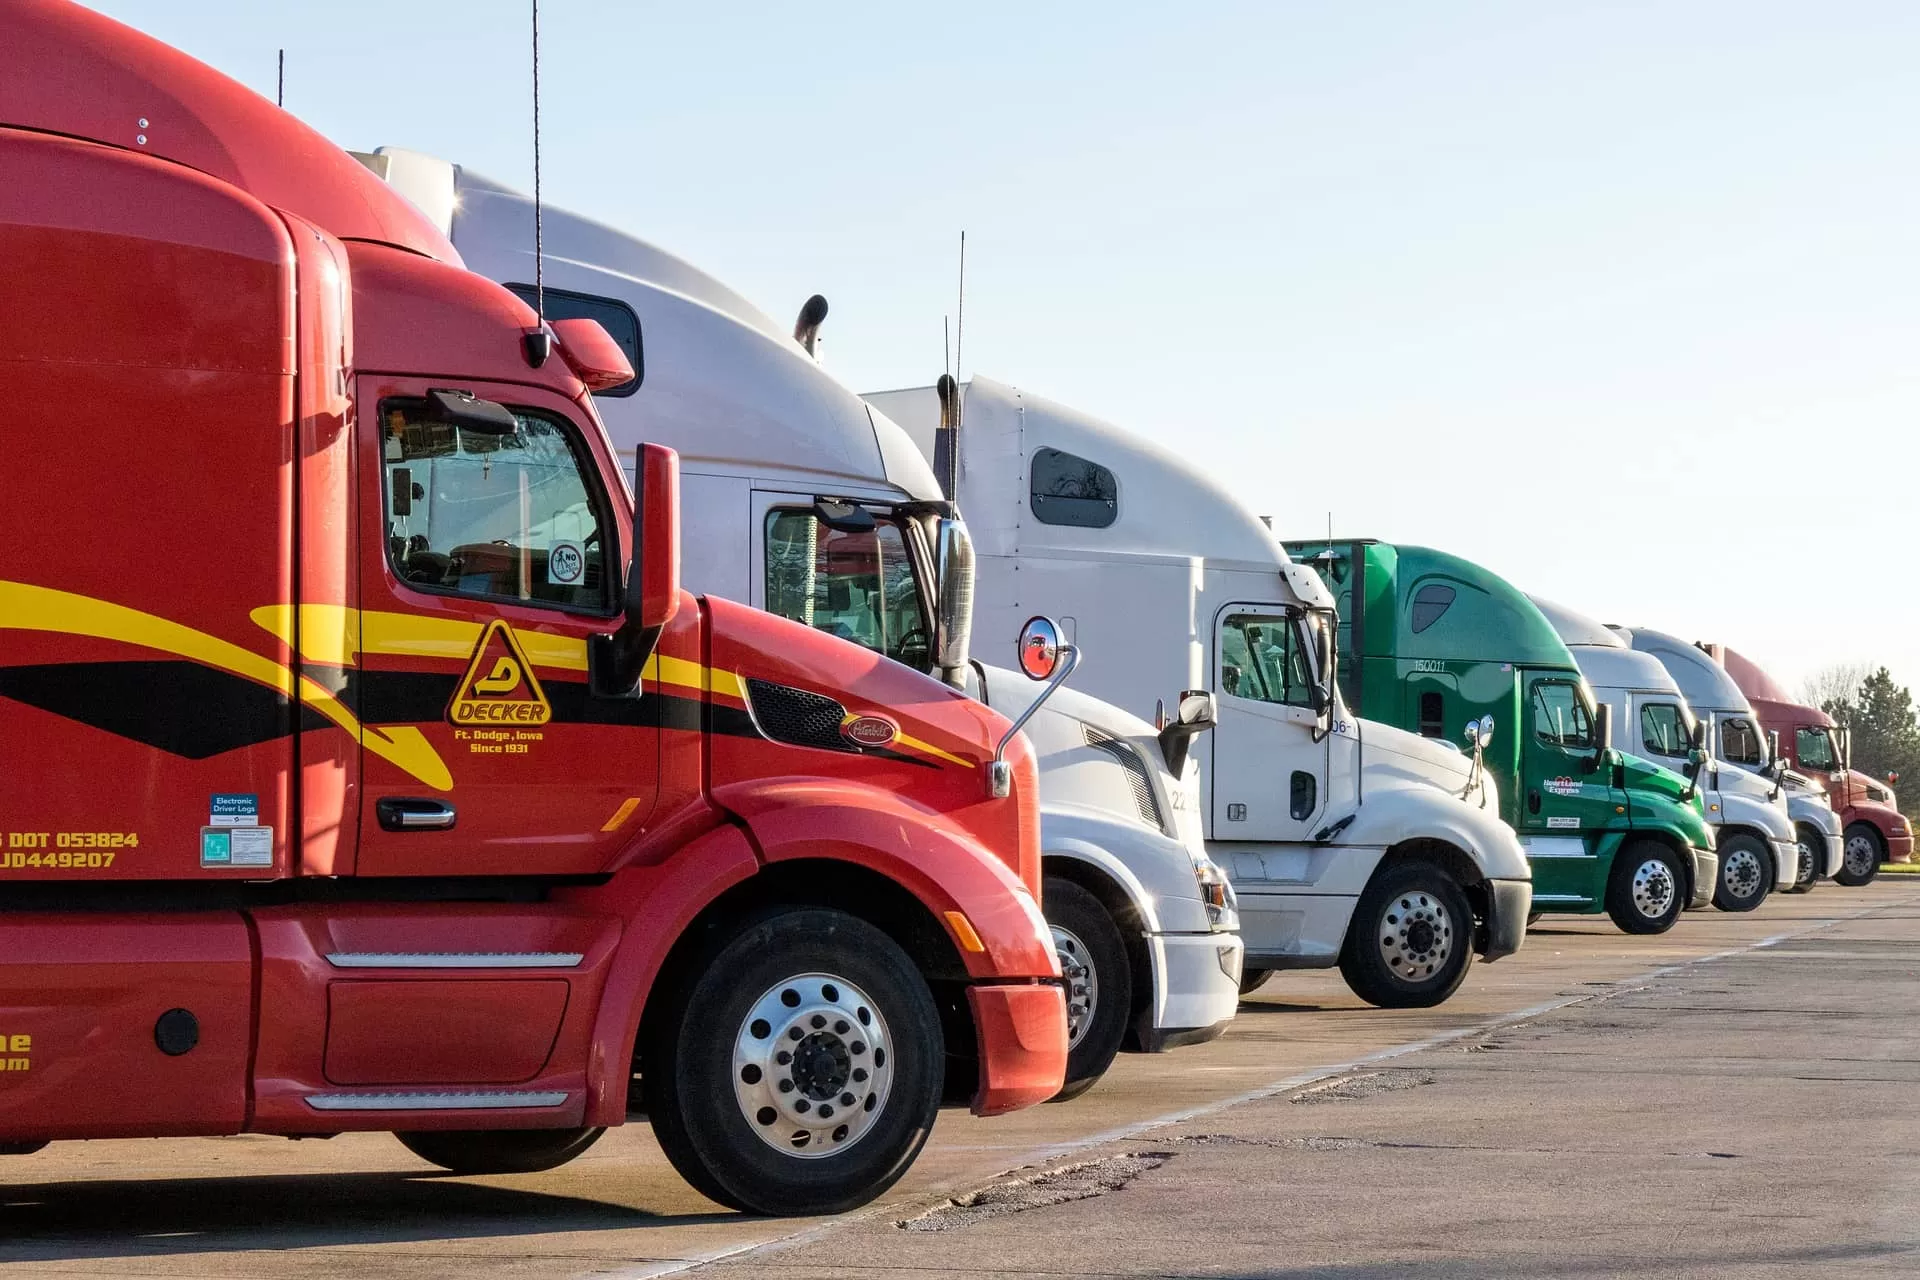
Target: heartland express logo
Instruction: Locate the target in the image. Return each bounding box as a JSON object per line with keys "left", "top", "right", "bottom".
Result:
{"left": 447, "top": 621, "right": 552, "bottom": 726}
{"left": 1544, "top": 775, "right": 1582, "bottom": 798}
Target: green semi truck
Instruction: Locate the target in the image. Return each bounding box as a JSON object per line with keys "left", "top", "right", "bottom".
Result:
{"left": 1283, "top": 540, "right": 1716, "bottom": 935}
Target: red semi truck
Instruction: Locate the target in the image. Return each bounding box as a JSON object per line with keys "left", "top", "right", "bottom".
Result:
{"left": 0, "top": 0, "right": 1065, "bottom": 1215}
{"left": 1711, "top": 646, "right": 1913, "bottom": 875}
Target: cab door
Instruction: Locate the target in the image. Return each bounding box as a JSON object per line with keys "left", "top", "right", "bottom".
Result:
{"left": 1518, "top": 670, "right": 1620, "bottom": 905}
{"left": 1208, "top": 608, "right": 1335, "bottom": 845}
{"left": 352, "top": 378, "right": 657, "bottom": 878}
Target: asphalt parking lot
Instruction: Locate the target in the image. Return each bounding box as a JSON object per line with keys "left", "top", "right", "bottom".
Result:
{"left": 4, "top": 881, "right": 1917, "bottom": 1279}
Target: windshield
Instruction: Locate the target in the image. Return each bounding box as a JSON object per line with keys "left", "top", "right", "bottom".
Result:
{"left": 1796, "top": 726, "right": 1838, "bottom": 771}
{"left": 764, "top": 509, "right": 932, "bottom": 670}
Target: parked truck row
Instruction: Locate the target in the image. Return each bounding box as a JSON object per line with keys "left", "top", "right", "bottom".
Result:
{"left": 0, "top": 0, "right": 1900, "bottom": 1220}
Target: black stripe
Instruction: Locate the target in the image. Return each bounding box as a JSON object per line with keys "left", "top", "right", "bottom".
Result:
{"left": 0, "top": 661, "right": 326, "bottom": 759}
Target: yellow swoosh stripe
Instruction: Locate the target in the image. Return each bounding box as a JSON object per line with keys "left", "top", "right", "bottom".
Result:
{"left": 4, "top": 582, "right": 452, "bottom": 792}
{"left": 895, "top": 731, "right": 975, "bottom": 769}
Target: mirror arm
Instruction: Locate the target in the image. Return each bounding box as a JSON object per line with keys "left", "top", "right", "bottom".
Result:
{"left": 988, "top": 646, "right": 1079, "bottom": 798}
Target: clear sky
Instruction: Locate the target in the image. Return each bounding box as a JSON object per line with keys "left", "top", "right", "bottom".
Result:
{"left": 93, "top": 0, "right": 1920, "bottom": 699}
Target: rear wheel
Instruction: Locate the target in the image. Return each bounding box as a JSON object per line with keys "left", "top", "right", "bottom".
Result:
{"left": 1787, "top": 826, "right": 1819, "bottom": 894}
{"left": 644, "top": 907, "right": 942, "bottom": 1216}
{"left": 395, "top": 1126, "right": 605, "bottom": 1175}
{"left": 1044, "top": 876, "right": 1131, "bottom": 1103}
{"left": 1837, "top": 824, "right": 1884, "bottom": 887}
{"left": 1605, "top": 840, "right": 1685, "bottom": 934}
{"left": 1712, "top": 834, "right": 1772, "bottom": 912}
{"left": 1338, "top": 861, "right": 1473, "bottom": 1009}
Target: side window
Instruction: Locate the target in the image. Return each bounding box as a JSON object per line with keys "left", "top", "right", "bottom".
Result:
{"left": 1796, "top": 727, "right": 1835, "bottom": 770}
{"left": 1721, "top": 717, "right": 1764, "bottom": 766}
{"left": 1531, "top": 681, "right": 1594, "bottom": 748}
{"left": 1418, "top": 691, "right": 1444, "bottom": 737}
{"left": 1029, "top": 447, "right": 1117, "bottom": 528}
{"left": 381, "top": 400, "right": 610, "bottom": 612}
{"left": 1408, "top": 582, "right": 1455, "bottom": 634}
{"left": 764, "top": 510, "right": 930, "bottom": 670}
{"left": 504, "top": 285, "right": 642, "bottom": 396}
{"left": 1220, "top": 615, "right": 1314, "bottom": 707}
{"left": 1639, "top": 703, "right": 1687, "bottom": 758}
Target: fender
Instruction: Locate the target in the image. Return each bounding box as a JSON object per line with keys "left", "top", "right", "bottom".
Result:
{"left": 712, "top": 777, "right": 1057, "bottom": 982}
{"left": 1848, "top": 799, "right": 1907, "bottom": 842}
{"left": 1714, "top": 791, "right": 1795, "bottom": 844}
{"left": 1341, "top": 779, "right": 1532, "bottom": 882}
{"left": 1041, "top": 807, "right": 1197, "bottom": 935}
{"left": 554, "top": 824, "right": 760, "bottom": 1128}
{"left": 1787, "top": 794, "right": 1842, "bottom": 840}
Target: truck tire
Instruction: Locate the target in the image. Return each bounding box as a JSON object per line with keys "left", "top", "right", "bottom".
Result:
{"left": 395, "top": 1126, "right": 605, "bottom": 1175}
{"left": 1712, "top": 834, "right": 1772, "bottom": 912}
{"left": 1044, "top": 876, "right": 1131, "bottom": 1104}
{"left": 1239, "top": 968, "right": 1273, "bottom": 997}
{"left": 1787, "top": 825, "right": 1819, "bottom": 894}
{"left": 1605, "top": 840, "right": 1685, "bottom": 934}
{"left": 1337, "top": 861, "right": 1473, "bottom": 1009}
{"left": 1837, "top": 824, "right": 1884, "bottom": 887}
{"left": 644, "top": 907, "right": 942, "bottom": 1216}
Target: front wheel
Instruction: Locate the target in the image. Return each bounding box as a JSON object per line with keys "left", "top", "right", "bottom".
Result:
{"left": 1836, "top": 824, "right": 1884, "bottom": 887}
{"left": 644, "top": 907, "right": 942, "bottom": 1216}
{"left": 1238, "top": 968, "right": 1273, "bottom": 997}
{"left": 1712, "top": 834, "right": 1772, "bottom": 912}
{"left": 1044, "top": 876, "right": 1132, "bottom": 1104}
{"left": 1787, "top": 826, "right": 1819, "bottom": 894}
{"left": 1605, "top": 840, "right": 1685, "bottom": 934}
{"left": 395, "top": 1126, "right": 605, "bottom": 1175}
{"left": 1338, "top": 861, "right": 1473, "bottom": 1009}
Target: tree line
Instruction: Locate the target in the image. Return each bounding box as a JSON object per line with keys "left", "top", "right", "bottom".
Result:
{"left": 1805, "top": 664, "right": 1919, "bottom": 817}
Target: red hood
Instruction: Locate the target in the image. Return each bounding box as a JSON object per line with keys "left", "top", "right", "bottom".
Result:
{"left": 0, "top": 0, "right": 457, "bottom": 264}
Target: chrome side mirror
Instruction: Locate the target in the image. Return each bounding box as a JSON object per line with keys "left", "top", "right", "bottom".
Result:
{"left": 932, "top": 517, "right": 975, "bottom": 688}
{"left": 1158, "top": 689, "right": 1218, "bottom": 778}
{"left": 990, "top": 617, "right": 1081, "bottom": 798}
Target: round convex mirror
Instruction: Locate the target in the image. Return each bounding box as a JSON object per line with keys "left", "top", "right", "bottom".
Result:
{"left": 1018, "top": 616, "right": 1062, "bottom": 681}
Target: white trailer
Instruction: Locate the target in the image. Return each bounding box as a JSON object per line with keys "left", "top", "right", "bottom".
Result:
{"left": 864, "top": 377, "right": 1531, "bottom": 1008}
{"left": 1531, "top": 598, "right": 1799, "bottom": 909}
{"left": 1614, "top": 627, "right": 1844, "bottom": 890}
{"left": 361, "top": 149, "right": 1241, "bottom": 1098}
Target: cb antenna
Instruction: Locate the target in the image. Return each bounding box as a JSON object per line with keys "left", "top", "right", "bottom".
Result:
{"left": 523, "top": 0, "right": 551, "bottom": 367}
{"left": 276, "top": 50, "right": 283, "bottom": 107}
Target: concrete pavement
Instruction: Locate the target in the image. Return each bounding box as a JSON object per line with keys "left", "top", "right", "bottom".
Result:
{"left": 2, "top": 884, "right": 1915, "bottom": 1277}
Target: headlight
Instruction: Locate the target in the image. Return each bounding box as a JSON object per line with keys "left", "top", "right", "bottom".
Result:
{"left": 1191, "top": 851, "right": 1237, "bottom": 932}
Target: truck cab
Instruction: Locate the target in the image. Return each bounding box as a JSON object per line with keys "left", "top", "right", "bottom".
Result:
{"left": 0, "top": 2, "right": 1065, "bottom": 1216}
{"left": 865, "top": 380, "right": 1532, "bottom": 1010}
{"left": 1616, "top": 627, "right": 1846, "bottom": 890}
{"left": 355, "top": 150, "right": 1243, "bottom": 1098}
{"left": 1714, "top": 645, "right": 1911, "bottom": 881}
{"left": 1281, "top": 541, "right": 1714, "bottom": 936}
{"left": 1533, "top": 599, "right": 1806, "bottom": 908}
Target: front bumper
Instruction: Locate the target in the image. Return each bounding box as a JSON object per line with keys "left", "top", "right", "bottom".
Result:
{"left": 1482, "top": 878, "right": 1531, "bottom": 961}
{"left": 967, "top": 982, "right": 1067, "bottom": 1117}
{"left": 1822, "top": 832, "right": 1843, "bottom": 879}
{"left": 1688, "top": 848, "right": 1719, "bottom": 908}
{"left": 1770, "top": 838, "right": 1799, "bottom": 891}
{"left": 1135, "top": 930, "right": 1242, "bottom": 1052}
{"left": 1890, "top": 829, "right": 1915, "bottom": 864}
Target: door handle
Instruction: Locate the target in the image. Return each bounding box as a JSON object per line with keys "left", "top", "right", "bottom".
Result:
{"left": 376, "top": 798, "right": 457, "bottom": 832}
{"left": 1527, "top": 789, "right": 1541, "bottom": 815}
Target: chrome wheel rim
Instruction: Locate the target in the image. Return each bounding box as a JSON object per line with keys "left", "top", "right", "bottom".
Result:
{"left": 733, "top": 972, "right": 892, "bottom": 1159}
{"left": 1722, "top": 847, "right": 1764, "bottom": 901}
{"left": 1795, "top": 837, "right": 1815, "bottom": 886}
{"left": 1053, "top": 925, "right": 1098, "bottom": 1051}
{"left": 1846, "top": 834, "right": 1878, "bottom": 878}
{"left": 1632, "top": 857, "right": 1677, "bottom": 919}
{"left": 1378, "top": 890, "right": 1455, "bottom": 981}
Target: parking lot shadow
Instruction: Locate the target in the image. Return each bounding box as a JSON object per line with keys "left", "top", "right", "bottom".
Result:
{"left": 0, "top": 1169, "right": 733, "bottom": 1263}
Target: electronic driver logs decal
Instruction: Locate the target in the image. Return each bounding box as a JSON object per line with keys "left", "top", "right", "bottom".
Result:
{"left": 448, "top": 620, "right": 552, "bottom": 727}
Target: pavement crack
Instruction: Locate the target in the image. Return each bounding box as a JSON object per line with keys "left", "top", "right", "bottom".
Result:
{"left": 895, "top": 1153, "right": 1173, "bottom": 1232}
{"left": 1289, "top": 1070, "right": 1436, "bottom": 1103}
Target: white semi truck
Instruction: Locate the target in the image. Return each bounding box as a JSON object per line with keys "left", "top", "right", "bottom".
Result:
{"left": 864, "top": 377, "right": 1532, "bottom": 1008}
{"left": 1615, "top": 626, "right": 1844, "bottom": 891}
{"left": 1531, "top": 598, "right": 1798, "bottom": 909}
{"left": 361, "top": 149, "right": 1241, "bottom": 1098}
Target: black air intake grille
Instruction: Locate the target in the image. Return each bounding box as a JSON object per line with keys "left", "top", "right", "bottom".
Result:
{"left": 744, "top": 678, "right": 848, "bottom": 752}
{"left": 1082, "top": 724, "right": 1166, "bottom": 833}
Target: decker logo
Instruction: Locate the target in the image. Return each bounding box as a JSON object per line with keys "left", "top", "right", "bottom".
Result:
{"left": 448, "top": 620, "right": 552, "bottom": 726}
{"left": 842, "top": 714, "right": 899, "bottom": 749}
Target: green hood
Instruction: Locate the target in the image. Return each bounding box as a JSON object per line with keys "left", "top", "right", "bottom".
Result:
{"left": 1620, "top": 751, "right": 1713, "bottom": 848}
